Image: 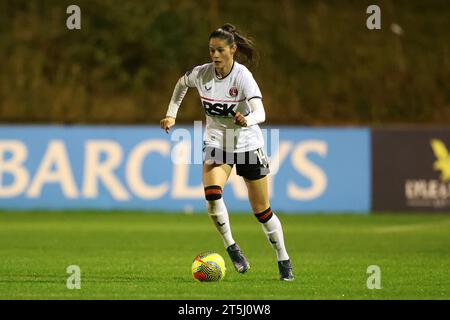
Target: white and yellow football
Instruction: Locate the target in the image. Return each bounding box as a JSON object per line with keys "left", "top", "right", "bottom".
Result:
{"left": 191, "top": 252, "right": 226, "bottom": 282}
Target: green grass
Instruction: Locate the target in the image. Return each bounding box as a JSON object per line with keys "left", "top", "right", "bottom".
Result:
{"left": 0, "top": 211, "right": 449, "bottom": 300}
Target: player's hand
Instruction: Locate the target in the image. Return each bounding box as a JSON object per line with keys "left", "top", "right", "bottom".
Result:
{"left": 160, "top": 117, "right": 176, "bottom": 133}
{"left": 234, "top": 112, "right": 247, "bottom": 127}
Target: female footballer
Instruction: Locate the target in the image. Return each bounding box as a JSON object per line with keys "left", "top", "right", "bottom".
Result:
{"left": 160, "top": 23, "right": 294, "bottom": 281}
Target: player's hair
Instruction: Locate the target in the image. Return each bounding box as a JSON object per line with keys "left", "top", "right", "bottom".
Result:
{"left": 209, "top": 23, "right": 258, "bottom": 67}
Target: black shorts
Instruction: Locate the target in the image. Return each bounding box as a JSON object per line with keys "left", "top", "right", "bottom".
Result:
{"left": 203, "top": 146, "right": 270, "bottom": 180}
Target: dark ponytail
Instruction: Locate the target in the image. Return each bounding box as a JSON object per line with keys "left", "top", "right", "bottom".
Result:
{"left": 209, "top": 23, "right": 258, "bottom": 67}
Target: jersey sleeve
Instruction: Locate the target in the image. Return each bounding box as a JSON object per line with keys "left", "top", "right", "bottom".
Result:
{"left": 245, "top": 98, "right": 266, "bottom": 126}
{"left": 165, "top": 77, "right": 189, "bottom": 118}
{"left": 240, "top": 69, "right": 262, "bottom": 101}
{"left": 183, "top": 65, "right": 202, "bottom": 88}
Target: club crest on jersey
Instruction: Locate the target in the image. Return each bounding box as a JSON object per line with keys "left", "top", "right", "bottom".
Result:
{"left": 229, "top": 87, "right": 238, "bottom": 97}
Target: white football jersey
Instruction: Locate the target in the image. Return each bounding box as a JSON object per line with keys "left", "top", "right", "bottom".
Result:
{"left": 184, "top": 61, "right": 265, "bottom": 153}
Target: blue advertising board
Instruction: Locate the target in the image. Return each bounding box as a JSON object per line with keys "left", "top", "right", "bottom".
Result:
{"left": 0, "top": 126, "right": 370, "bottom": 213}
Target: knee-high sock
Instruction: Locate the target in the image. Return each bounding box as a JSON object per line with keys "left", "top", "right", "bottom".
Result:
{"left": 207, "top": 198, "right": 235, "bottom": 248}
{"left": 255, "top": 208, "right": 290, "bottom": 261}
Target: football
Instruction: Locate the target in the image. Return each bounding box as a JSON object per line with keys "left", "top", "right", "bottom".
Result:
{"left": 191, "top": 252, "right": 226, "bottom": 282}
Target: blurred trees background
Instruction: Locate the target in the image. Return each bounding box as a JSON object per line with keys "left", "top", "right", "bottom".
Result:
{"left": 0, "top": 0, "right": 449, "bottom": 125}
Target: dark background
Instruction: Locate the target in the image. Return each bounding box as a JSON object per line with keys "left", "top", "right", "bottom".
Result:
{"left": 372, "top": 128, "right": 450, "bottom": 211}
{"left": 1, "top": 0, "right": 449, "bottom": 125}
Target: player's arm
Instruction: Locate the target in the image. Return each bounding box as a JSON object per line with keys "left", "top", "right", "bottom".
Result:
{"left": 234, "top": 68, "right": 265, "bottom": 127}
{"left": 160, "top": 76, "right": 189, "bottom": 133}
{"left": 234, "top": 98, "right": 266, "bottom": 127}
{"left": 244, "top": 97, "right": 265, "bottom": 126}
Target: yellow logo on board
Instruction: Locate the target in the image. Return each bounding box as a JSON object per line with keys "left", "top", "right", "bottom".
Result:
{"left": 431, "top": 139, "right": 450, "bottom": 182}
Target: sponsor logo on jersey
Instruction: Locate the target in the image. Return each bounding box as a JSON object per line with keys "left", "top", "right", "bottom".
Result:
{"left": 202, "top": 100, "right": 237, "bottom": 117}
{"left": 229, "top": 87, "right": 238, "bottom": 97}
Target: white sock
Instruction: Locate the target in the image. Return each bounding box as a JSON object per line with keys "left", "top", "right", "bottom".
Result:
{"left": 206, "top": 198, "right": 235, "bottom": 248}
{"left": 261, "top": 213, "right": 290, "bottom": 261}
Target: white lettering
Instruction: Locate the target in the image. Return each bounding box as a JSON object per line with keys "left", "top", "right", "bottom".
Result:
{"left": 66, "top": 5, "right": 81, "bottom": 30}
{"left": 126, "top": 140, "right": 170, "bottom": 199}
{"left": 83, "top": 140, "right": 130, "bottom": 200}
{"left": 366, "top": 5, "right": 381, "bottom": 30}
{"left": 0, "top": 141, "right": 29, "bottom": 197}
{"left": 27, "top": 140, "right": 78, "bottom": 198}
{"left": 287, "top": 140, "right": 327, "bottom": 200}
{"left": 66, "top": 265, "right": 81, "bottom": 289}
{"left": 366, "top": 265, "right": 381, "bottom": 289}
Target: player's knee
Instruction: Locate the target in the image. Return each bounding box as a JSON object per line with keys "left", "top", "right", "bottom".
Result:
{"left": 254, "top": 207, "right": 273, "bottom": 223}
{"left": 204, "top": 185, "right": 222, "bottom": 201}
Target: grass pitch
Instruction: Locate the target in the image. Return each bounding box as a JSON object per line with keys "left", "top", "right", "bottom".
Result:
{"left": 0, "top": 211, "right": 449, "bottom": 300}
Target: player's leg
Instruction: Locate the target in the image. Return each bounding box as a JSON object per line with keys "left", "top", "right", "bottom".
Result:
{"left": 203, "top": 162, "right": 250, "bottom": 273}
{"left": 203, "top": 162, "right": 234, "bottom": 247}
{"left": 244, "top": 176, "right": 294, "bottom": 281}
